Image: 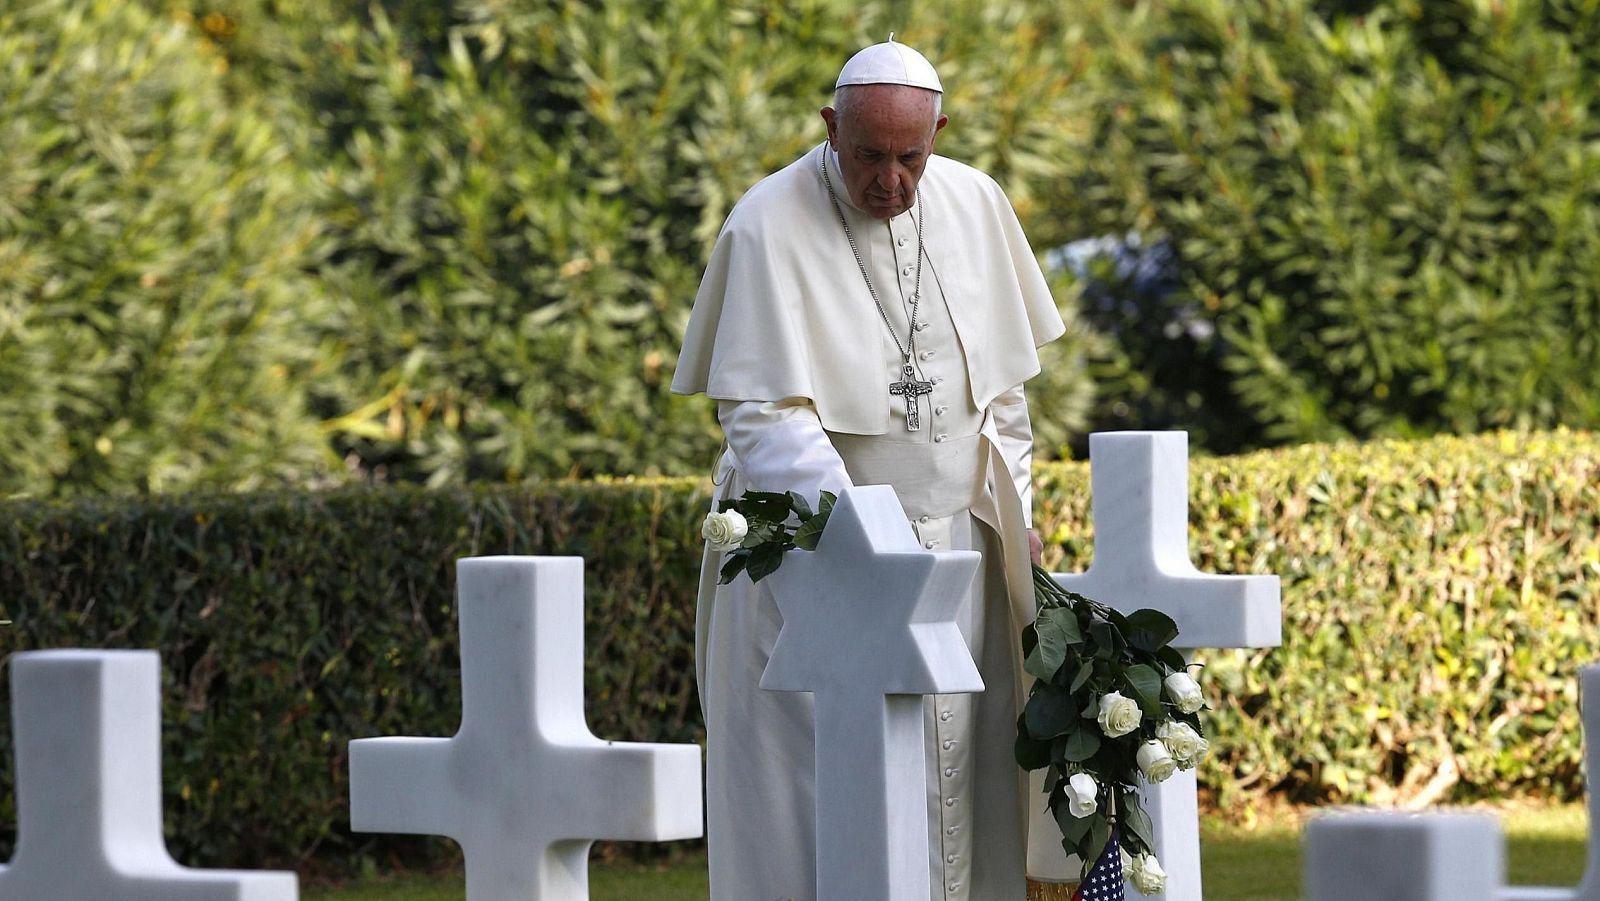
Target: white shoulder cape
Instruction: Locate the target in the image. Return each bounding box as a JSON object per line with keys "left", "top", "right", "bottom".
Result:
{"left": 671, "top": 143, "right": 1065, "bottom": 435}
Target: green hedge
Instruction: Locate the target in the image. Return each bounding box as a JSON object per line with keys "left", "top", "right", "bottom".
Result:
{"left": 0, "top": 481, "right": 710, "bottom": 869}
{"left": 1174, "top": 430, "right": 1600, "bottom": 808}
{"left": 1039, "top": 429, "right": 1598, "bottom": 806}
{"left": 1, "top": 430, "right": 1598, "bottom": 870}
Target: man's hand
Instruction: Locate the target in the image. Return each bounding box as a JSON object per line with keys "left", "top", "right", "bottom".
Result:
{"left": 1028, "top": 528, "right": 1043, "bottom": 566}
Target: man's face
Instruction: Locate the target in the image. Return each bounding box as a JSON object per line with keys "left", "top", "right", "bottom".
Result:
{"left": 821, "top": 85, "right": 949, "bottom": 220}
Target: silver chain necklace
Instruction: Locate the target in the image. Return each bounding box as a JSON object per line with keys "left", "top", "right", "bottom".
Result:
{"left": 820, "top": 148, "right": 935, "bottom": 431}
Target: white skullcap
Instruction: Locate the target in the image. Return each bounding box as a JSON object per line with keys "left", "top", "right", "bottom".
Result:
{"left": 835, "top": 35, "right": 943, "bottom": 93}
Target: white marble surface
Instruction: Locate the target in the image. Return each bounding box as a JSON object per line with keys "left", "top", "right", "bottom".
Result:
{"left": 0, "top": 650, "right": 298, "bottom": 901}
{"left": 762, "top": 485, "right": 984, "bottom": 901}
{"left": 1027, "top": 431, "right": 1282, "bottom": 900}
{"left": 1496, "top": 663, "right": 1600, "bottom": 901}
{"left": 348, "top": 556, "right": 702, "bottom": 901}
{"left": 1305, "top": 811, "right": 1502, "bottom": 901}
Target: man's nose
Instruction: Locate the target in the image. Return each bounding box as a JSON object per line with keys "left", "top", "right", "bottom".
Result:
{"left": 876, "top": 165, "right": 903, "bottom": 192}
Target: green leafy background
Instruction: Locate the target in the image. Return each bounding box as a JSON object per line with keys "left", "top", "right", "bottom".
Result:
{"left": 4, "top": 0, "right": 1600, "bottom": 878}
{"left": 8, "top": 0, "right": 1600, "bottom": 496}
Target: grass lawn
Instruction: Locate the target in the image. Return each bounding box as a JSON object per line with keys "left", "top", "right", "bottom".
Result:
{"left": 305, "top": 803, "right": 1590, "bottom": 901}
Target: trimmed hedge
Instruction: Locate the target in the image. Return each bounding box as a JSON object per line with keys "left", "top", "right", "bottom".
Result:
{"left": 0, "top": 481, "right": 709, "bottom": 869}
{"left": 1048, "top": 429, "right": 1600, "bottom": 809}
{"left": 1, "top": 430, "right": 1598, "bottom": 869}
{"left": 1175, "top": 430, "right": 1600, "bottom": 809}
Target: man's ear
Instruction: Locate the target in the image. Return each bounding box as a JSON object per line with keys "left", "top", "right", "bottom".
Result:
{"left": 820, "top": 106, "right": 839, "bottom": 148}
{"left": 934, "top": 114, "right": 949, "bottom": 136}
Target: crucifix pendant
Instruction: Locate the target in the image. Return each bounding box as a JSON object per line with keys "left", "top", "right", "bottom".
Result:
{"left": 888, "top": 362, "right": 934, "bottom": 431}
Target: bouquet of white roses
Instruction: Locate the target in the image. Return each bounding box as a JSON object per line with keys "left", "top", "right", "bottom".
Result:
{"left": 1015, "top": 567, "right": 1207, "bottom": 895}
{"left": 702, "top": 490, "right": 836, "bottom": 584}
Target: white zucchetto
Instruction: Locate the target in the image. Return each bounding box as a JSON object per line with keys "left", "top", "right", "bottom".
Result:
{"left": 834, "top": 36, "right": 943, "bottom": 93}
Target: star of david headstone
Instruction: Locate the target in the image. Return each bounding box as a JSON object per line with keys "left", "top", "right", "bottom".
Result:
{"left": 761, "top": 485, "right": 985, "bottom": 901}
{"left": 0, "top": 650, "right": 299, "bottom": 901}
{"left": 1027, "top": 432, "right": 1282, "bottom": 901}
{"left": 348, "top": 556, "right": 703, "bottom": 901}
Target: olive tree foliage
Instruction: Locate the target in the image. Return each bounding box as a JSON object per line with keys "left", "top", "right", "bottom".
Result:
{"left": 9, "top": 0, "right": 1599, "bottom": 493}
{"left": 1053, "top": 0, "right": 1600, "bottom": 450}
{"left": 152, "top": 0, "right": 1097, "bottom": 486}
{"left": 0, "top": 0, "right": 336, "bottom": 496}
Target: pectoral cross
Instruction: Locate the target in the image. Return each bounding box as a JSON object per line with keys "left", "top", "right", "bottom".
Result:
{"left": 888, "top": 362, "right": 933, "bottom": 431}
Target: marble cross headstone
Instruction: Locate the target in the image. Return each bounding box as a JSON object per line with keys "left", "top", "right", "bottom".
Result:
{"left": 1305, "top": 811, "right": 1504, "bottom": 901}
{"left": 761, "top": 485, "right": 985, "bottom": 901}
{"left": 1496, "top": 662, "right": 1600, "bottom": 901}
{"left": 0, "top": 649, "right": 299, "bottom": 901}
{"left": 1026, "top": 431, "right": 1282, "bottom": 901}
{"left": 348, "top": 556, "right": 703, "bottom": 901}
{"left": 1305, "top": 662, "right": 1600, "bottom": 901}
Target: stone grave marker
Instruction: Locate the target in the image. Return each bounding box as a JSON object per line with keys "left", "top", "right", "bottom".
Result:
{"left": 0, "top": 649, "right": 299, "bottom": 901}
{"left": 348, "top": 556, "right": 703, "bottom": 901}
{"left": 1459, "top": 661, "right": 1599, "bottom": 901}
{"left": 762, "top": 485, "right": 985, "bottom": 901}
{"left": 1305, "top": 811, "right": 1503, "bottom": 901}
{"left": 1304, "top": 662, "right": 1600, "bottom": 901}
{"left": 1027, "top": 431, "right": 1283, "bottom": 901}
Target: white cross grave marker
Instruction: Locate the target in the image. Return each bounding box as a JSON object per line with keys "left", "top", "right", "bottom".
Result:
{"left": 1027, "top": 431, "right": 1282, "bottom": 901}
{"left": 1496, "top": 662, "right": 1600, "bottom": 901}
{"left": 761, "top": 485, "right": 985, "bottom": 901}
{"left": 1303, "top": 662, "right": 1600, "bottom": 901}
{"left": 1305, "top": 811, "right": 1504, "bottom": 901}
{"left": 0, "top": 649, "right": 299, "bottom": 901}
{"left": 348, "top": 556, "right": 703, "bottom": 901}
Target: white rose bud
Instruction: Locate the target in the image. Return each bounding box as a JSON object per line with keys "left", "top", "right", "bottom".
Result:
{"left": 1137, "top": 739, "right": 1177, "bottom": 783}
{"left": 1064, "top": 772, "right": 1098, "bottom": 818}
{"left": 1119, "top": 844, "right": 1133, "bottom": 875}
{"left": 1156, "top": 720, "right": 1209, "bottom": 769}
{"left": 1096, "top": 691, "right": 1142, "bottom": 738}
{"left": 1131, "top": 853, "right": 1167, "bottom": 894}
{"left": 701, "top": 509, "right": 749, "bottom": 552}
{"left": 1164, "top": 670, "right": 1205, "bottom": 714}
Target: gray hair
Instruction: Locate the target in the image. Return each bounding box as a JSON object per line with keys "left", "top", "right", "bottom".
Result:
{"left": 832, "top": 84, "right": 943, "bottom": 127}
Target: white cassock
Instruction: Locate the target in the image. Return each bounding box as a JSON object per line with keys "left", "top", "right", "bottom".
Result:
{"left": 672, "top": 140, "right": 1065, "bottom": 901}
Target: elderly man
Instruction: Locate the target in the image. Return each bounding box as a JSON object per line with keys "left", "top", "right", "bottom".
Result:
{"left": 672, "top": 39, "right": 1064, "bottom": 901}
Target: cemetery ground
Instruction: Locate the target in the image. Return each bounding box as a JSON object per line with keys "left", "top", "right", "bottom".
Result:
{"left": 303, "top": 802, "right": 1589, "bottom": 901}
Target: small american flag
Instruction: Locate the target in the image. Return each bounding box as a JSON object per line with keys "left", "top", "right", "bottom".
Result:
{"left": 1073, "top": 828, "right": 1125, "bottom": 901}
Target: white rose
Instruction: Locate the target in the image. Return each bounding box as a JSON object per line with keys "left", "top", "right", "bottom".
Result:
{"left": 1131, "top": 853, "right": 1167, "bottom": 894}
{"left": 1164, "top": 671, "right": 1205, "bottom": 714}
{"left": 1119, "top": 844, "right": 1133, "bottom": 875}
{"left": 1156, "top": 720, "right": 1209, "bottom": 769}
{"left": 1136, "top": 739, "right": 1177, "bottom": 783}
{"left": 1064, "top": 772, "right": 1098, "bottom": 818}
{"left": 1097, "top": 691, "right": 1142, "bottom": 738}
{"left": 701, "top": 509, "right": 749, "bottom": 551}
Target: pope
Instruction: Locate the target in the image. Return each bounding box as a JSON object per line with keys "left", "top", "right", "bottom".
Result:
{"left": 672, "top": 37, "right": 1065, "bottom": 901}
